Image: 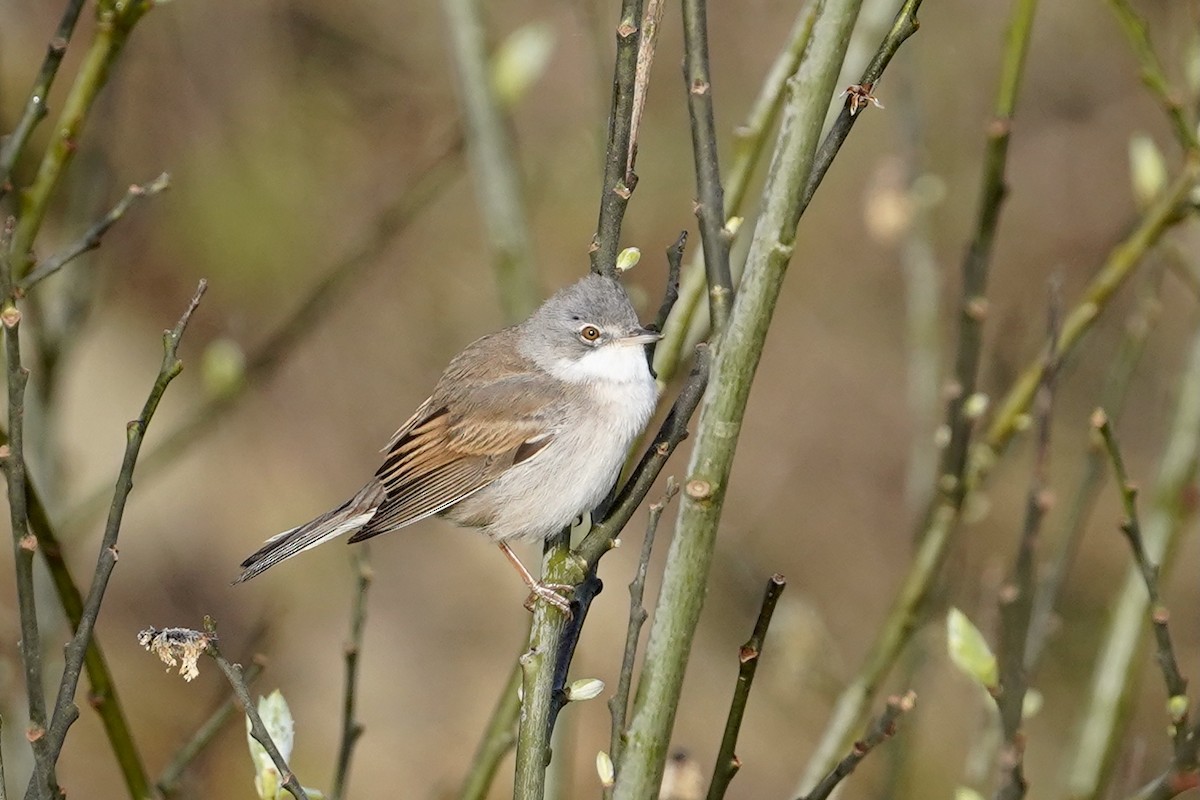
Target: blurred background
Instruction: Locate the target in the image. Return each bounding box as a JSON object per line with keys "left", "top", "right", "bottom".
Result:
{"left": 2, "top": 0, "right": 1200, "bottom": 797}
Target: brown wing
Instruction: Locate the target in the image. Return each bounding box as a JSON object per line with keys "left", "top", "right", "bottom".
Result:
{"left": 350, "top": 338, "right": 561, "bottom": 540}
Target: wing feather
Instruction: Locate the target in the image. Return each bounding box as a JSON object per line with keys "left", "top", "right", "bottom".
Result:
{"left": 355, "top": 364, "right": 566, "bottom": 540}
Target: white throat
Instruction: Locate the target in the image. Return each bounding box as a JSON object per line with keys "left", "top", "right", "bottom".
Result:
{"left": 547, "top": 343, "right": 652, "bottom": 386}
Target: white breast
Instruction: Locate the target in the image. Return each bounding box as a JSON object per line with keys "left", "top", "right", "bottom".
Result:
{"left": 450, "top": 343, "right": 659, "bottom": 542}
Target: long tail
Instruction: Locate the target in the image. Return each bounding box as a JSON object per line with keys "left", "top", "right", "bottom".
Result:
{"left": 236, "top": 481, "right": 386, "bottom": 583}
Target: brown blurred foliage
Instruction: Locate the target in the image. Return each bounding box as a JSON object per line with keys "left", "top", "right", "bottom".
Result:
{"left": 1, "top": 0, "right": 1199, "bottom": 797}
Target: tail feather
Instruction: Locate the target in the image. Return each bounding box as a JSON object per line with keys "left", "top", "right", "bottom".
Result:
{"left": 236, "top": 481, "right": 385, "bottom": 583}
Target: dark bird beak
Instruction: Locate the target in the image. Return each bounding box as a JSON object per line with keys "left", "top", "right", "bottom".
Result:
{"left": 620, "top": 326, "right": 663, "bottom": 346}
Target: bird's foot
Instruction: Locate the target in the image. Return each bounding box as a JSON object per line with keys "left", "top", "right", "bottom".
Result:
{"left": 523, "top": 581, "right": 575, "bottom": 618}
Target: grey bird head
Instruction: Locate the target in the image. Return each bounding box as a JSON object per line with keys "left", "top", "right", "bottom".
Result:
{"left": 517, "top": 274, "right": 660, "bottom": 380}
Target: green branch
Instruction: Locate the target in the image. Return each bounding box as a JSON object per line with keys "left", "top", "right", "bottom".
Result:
{"left": 0, "top": 0, "right": 86, "bottom": 196}
{"left": 610, "top": 0, "right": 868, "bottom": 792}
{"left": 157, "top": 660, "right": 265, "bottom": 796}
{"left": 7, "top": 0, "right": 155, "bottom": 281}
{"left": 2, "top": 218, "right": 54, "bottom": 797}
{"left": 1104, "top": 0, "right": 1199, "bottom": 151}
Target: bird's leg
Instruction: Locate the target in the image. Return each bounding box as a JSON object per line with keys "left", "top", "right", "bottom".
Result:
{"left": 497, "top": 542, "right": 574, "bottom": 617}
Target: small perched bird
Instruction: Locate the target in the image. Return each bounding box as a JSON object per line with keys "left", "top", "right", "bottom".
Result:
{"left": 237, "top": 273, "right": 660, "bottom": 613}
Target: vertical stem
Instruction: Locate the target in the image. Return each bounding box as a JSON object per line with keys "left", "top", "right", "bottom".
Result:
{"left": 590, "top": 0, "right": 645, "bottom": 277}
{"left": 680, "top": 0, "right": 734, "bottom": 336}
{"left": 8, "top": 1, "right": 152, "bottom": 280}
{"left": 937, "top": 0, "right": 1038, "bottom": 503}
{"left": 513, "top": 595, "right": 573, "bottom": 800}
{"left": 706, "top": 575, "right": 786, "bottom": 800}
{"left": 331, "top": 549, "right": 371, "bottom": 800}
{"left": 1066, "top": 332, "right": 1200, "bottom": 799}
{"left": 653, "top": 4, "right": 818, "bottom": 384}
{"left": 611, "top": 0, "right": 865, "bottom": 794}
{"left": 0, "top": 0, "right": 87, "bottom": 194}
{"left": 796, "top": 0, "right": 1039, "bottom": 786}
{"left": 1, "top": 224, "right": 53, "bottom": 797}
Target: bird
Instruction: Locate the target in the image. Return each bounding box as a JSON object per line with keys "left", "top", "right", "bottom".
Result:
{"left": 236, "top": 273, "right": 661, "bottom": 613}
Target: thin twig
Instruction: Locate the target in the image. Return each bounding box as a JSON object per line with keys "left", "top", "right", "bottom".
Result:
{"left": 935, "top": 0, "right": 1037, "bottom": 510}
{"left": 331, "top": 548, "right": 372, "bottom": 800}
{"left": 0, "top": 413, "right": 151, "bottom": 798}
{"left": 653, "top": 3, "right": 819, "bottom": 386}
{"left": 681, "top": 0, "right": 734, "bottom": 336}
{"left": 1025, "top": 274, "right": 1162, "bottom": 670}
{"left": 993, "top": 285, "right": 1061, "bottom": 800}
{"left": 707, "top": 574, "right": 787, "bottom": 800}
{"left": 442, "top": 0, "right": 540, "bottom": 320}
{"left": 1104, "top": 0, "right": 1199, "bottom": 151}
{"left": 156, "top": 659, "right": 266, "bottom": 796}
{"left": 60, "top": 135, "right": 465, "bottom": 538}
{"left": 791, "top": 0, "right": 1030, "bottom": 785}
{"left": 608, "top": 480, "right": 678, "bottom": 774}
{"left": 0, "top": 0, "right": 86, "bottom": 197}
{"left": 456, "top": 662, "right": 522, "bottom": 800}
{"left": 1065, "top": 319, "right": 1200, "bottom": 800}
{"left": 801, "top": 0, "right": 923, "bottom": 215}
{"left": 31, "top": 281, "right": 206, "bottom": 799}
{"left": 18, "top": 173, "right": 170, "bottom": 292}
{"left": 798, "top": 692, "right": 917, "bottom": 800}
{"left": 612, "top": 0, "right": 872, "bottom": 790}
{"left": 651, "top": 232, "right": 687, "bottom": 336}
{"left": 978, "top": 159, "right": 1198, "bottom": 478}
{"left": 590, "top": 0, "right": 645, "bottom": 278}
{"left": 25, "top": 473, "right": 150, "bottom": 799}
{"left": 1094, "top": 411, "right": 1192, "bottom": 762}
{"left": 6, "top": 0, "right": 156, "bottom": 282}
{"left": 203, "top": 624, "right": 309, "bottom": 800}
{"left": 1, "top": 218, "right": 53, "bottom": 796}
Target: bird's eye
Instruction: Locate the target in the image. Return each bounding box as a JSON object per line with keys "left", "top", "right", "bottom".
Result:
{"left": 579, "top": 325, "right": 602, "bottom": 342}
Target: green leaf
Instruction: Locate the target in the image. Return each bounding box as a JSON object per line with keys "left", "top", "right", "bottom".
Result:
{"left": 946, "top": 608, "right": 999, "bottom": 690}
{"left": 616, "top": 247, "right": 642, "bottom": 273}
{"left": 566, "top": 677, "right": 605, "bottom": 702}
{"left": 955, "top": 787, "right": 986, "bottom": 800}
{"left": 245, "top": 690, "right": 296, "bottom": 800}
